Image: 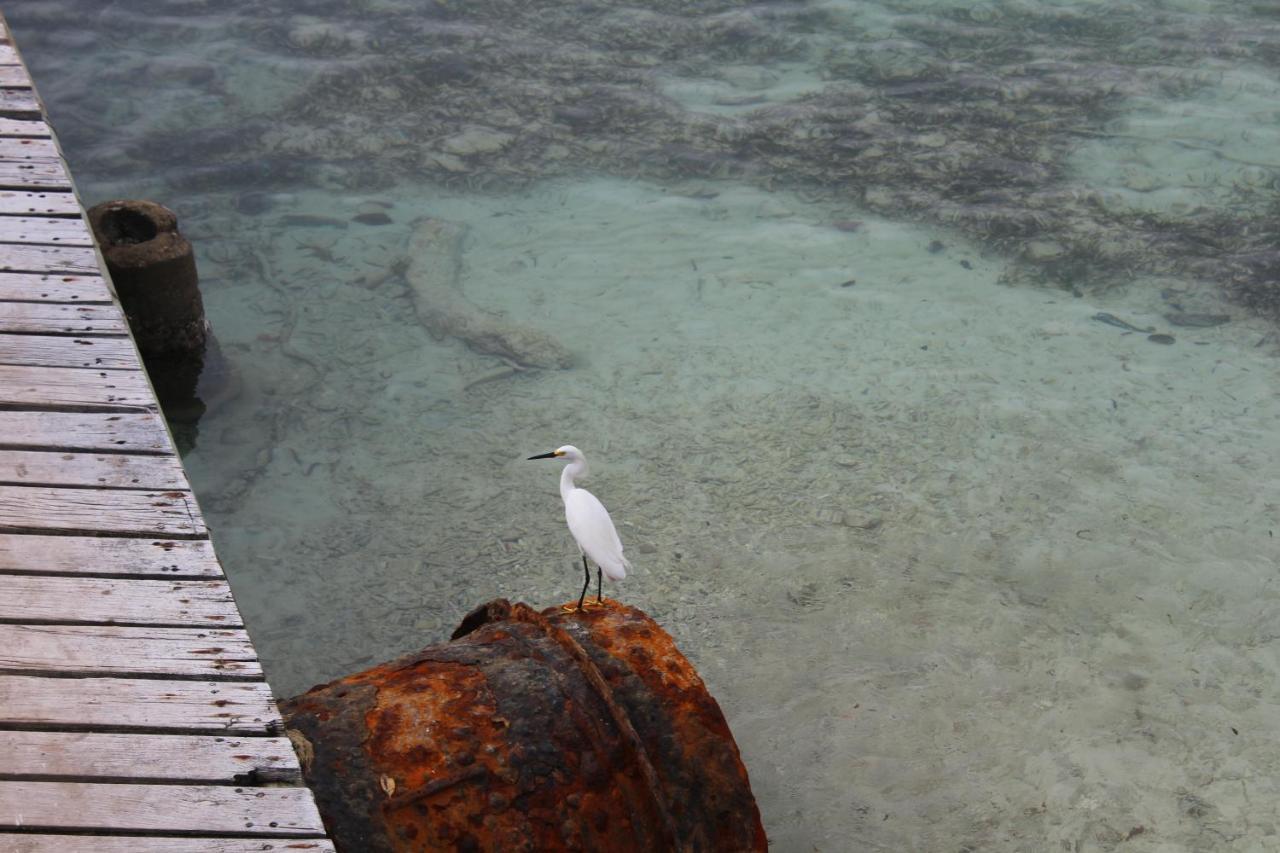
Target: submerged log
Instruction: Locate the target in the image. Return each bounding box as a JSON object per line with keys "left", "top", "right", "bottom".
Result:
{"left": 281, "top": 599, "right": 764, "bottom": 852}
{"left": 406, "top": 217, "right": 574, "bottom": 370}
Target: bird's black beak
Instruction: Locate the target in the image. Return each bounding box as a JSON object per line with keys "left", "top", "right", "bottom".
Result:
{"left": 527, "top": 451, "right": 558, "bottom": 460}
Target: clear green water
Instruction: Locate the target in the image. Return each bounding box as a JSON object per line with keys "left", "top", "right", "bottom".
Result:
{"left": 10, "top": 1, "right": 1280, "bottom": 849}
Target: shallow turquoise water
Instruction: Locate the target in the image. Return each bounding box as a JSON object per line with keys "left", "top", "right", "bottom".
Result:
{"left": 11, "top": 1, "right": 1280, "bottom": 849}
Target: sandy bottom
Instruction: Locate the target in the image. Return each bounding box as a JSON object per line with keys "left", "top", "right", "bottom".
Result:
{"left": 172, "top": 176, "right": 1280, "bottom": 851}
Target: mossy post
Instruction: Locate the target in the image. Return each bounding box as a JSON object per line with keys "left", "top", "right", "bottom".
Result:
{"left": 88, "top": 200, "right": 209, "bottom": 449}
{"left": 88, "top": 199, "right": 206, "bottom": 359}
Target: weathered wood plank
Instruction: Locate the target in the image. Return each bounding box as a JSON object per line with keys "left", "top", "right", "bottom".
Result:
{"left": 0, "top": 364, "right": 155, "bottom": 410}
{"left": 0, "top": 45, "right": 16, "bottom": 65}
{"left": 0, "top": 158, "right": 66, "bottom": 187}
{"left": 0, "top": 676, "right": 282, "bottom": 732}
{"left": 0, "top": 411, "right": 171, "bottom": 453}
{"left": 0, "top": 486, "right": 205, "bottom": 537}
{"left": 0, "top": 625, "right": 259, "bottom": 677}
{"left": 0, "top": 67, "right": 30, "bottom": 88}
{"left": 0, "top": 576, "right": 239, "bottom": 625}
{"left": 0, "top": 243, "right": 96, "bottom": 273}
{"left": 0, "top": 137, "right": 57, "bottom": 161}
{"left": 0, "top": 190, "right": 77, "bottom": 215}
{"left": 0, "top": 302, "right": 126, "bottom": 335}
{"left": 0, "top": 837, "right": 336, "bottom": 853}
{"left": 0, "top": 781, "right": 325, "bottom": 835}
{"left": 0, "top": 334, "right": 137, "bottom": 369}
{"left": 0, "top": 730, "right": 297, "bottom": 783}
{"left": 0, "top": 118, "right": 51, "bottom": 138}
{"left": 0, "top": 272, "right": 109, "bottom": 303}
{"left": 0, "top": 450, "right": 187, "bottom": 490}
{"left": 0, "top": 214, "right": 92, "bottom": 244}
{"left": 0, "top": 534, "right": 220, "bottom": 577}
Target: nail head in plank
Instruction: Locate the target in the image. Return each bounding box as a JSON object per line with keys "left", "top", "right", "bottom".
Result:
{"left": 0, "top": 781, "right": 325, "bottom": 836}
{"left": 0, "top": 272, "right": 111, "bottom": 302}
{"left": 0, "top": 243, "right": 97, "bottom": 274}
{"left": 0, "top": 576, "right": 240, "bottom": 626}
{"left": 0, "top": 411, "right": 172, "bottom": 454}
{"left": 0, "top": 334, "right": 138, "bottom": 369}
{"left": 0, "top": 486, "right": 206, "bottom": 538}
{"left": 0, "top": 214, "right": 93, "bottom": 244}
{"left": 0, "top": 676, "right": 282, "bottom": 732}
{"left": 0, "top": 364, "right": 155, "bottom": 409}
{"left": 0, "top": 190, "right": 78, "bottom": 215}
{"left": 0, "top": 302, "right": 127, "bottom": 335}
{"left": 0, "top": 534, "right": 221, "bottom": 577}
{"left": 0, "top": 157, "right": 67, "bottom": 187}
{"left": 0, "top": 625, "right": 259, "bottom": 677}
{"left": 0, "top": 838, "right": 336, "bottom": 853}
{"left": 0, "top": 731, "right": 297, "bottom": 783}
{"left": 0, "top": 450, "right": 187, "bottom": 490}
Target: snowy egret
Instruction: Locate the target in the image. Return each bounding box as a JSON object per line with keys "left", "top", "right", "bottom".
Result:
{"left": 528, "top": 445, "right": 630, "bottom": 611}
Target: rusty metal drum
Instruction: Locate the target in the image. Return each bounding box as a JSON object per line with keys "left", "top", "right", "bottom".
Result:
{"left": 281, "top": 599, "right": 766, "bottom": 852}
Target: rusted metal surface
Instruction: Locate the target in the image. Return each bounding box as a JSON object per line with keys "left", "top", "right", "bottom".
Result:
{"left": 281, "top": 599, "right": 765, "bottom": 852}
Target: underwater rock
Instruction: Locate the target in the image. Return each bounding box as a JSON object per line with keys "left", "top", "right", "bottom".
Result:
{"left": 441, "top": 126, "right": 516, "bottom": 157}
{"left": 406, "top": 217, "right": 574, "bottom": 370}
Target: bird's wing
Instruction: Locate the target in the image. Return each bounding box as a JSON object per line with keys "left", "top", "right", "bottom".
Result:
{"left": 565, "top": 488, "right": 629, "bottom": 580}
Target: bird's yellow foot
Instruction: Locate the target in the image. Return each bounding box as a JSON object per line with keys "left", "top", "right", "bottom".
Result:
{"left": 562, "top": 602, "right": 583, "bottom": 613}
{"left": 582, "top": 597, "right": 607, "bottom": 610}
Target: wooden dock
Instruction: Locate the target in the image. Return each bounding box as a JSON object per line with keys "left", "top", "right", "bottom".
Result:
{"left": 0, "top": 15, "right": 334, "bottom": 852}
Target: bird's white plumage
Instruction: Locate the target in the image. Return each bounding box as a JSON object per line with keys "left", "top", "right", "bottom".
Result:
{"left": 565, "top": 487, "right": 629, "bottom": 581}
{"left": 532, "top": 445, "right": 631, "bottom": 588}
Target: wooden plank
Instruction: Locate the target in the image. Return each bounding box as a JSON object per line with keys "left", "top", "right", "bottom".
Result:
{"left": 0, "top": 158, "right": 66, "bottom": 188}
{"left": 0, "top": 450, "right": 187, "bottom": 489}
{"left": 0, "top": 191, "right": 78, "bottom": 215}
{"left": 0, "top": 781, "right": 325, "bottom": 835}
{"left": 0, "top": 676, "right": 282, "bottom": 732}
{"left": 0, "top": 46, "right": 19, "bottom": 67}
{"left": 0, "top": 486, "right": 205, "bottom": 537}
{"left": 0, "top": 837, "right": 336, "bottom": 853}
{"left": 0, "top": 364, "right": 155, "bottom": 409}
{"left": 0, "top": 731, "right": 296, "bottom": 783}
{"left": 0, "top": 119, "right": 51, "bottom": 138}
{"left": 0, "top": 625, "right": 259, "bottom": 677}
{"left": 0, "top": 302, "right": 126, "bottom": 334}
{"left": 0, "top": 534, "right": 220, "bottom": 577}
{"left": 0, "top": 576, "right": 239, "bottom": 626}
{"left": 0, "top": 138, "right": 57, "bottom": 161}
{"left": 0, "top": 243, "right": 96, "bottom": 273}
{"left": 0, "top": 214, "right": 92, "bottom": 244}
{"left": 0, "top": 334, "right": 138, "bottom": 369}
{"left": 0, "top": 273, "right": 112, "bottom": 302}
{"left": 0, "top": 411, "right": 171, "bottom": 453}
{"left": 0, "top": 68, "right": 30, "bottom": 88}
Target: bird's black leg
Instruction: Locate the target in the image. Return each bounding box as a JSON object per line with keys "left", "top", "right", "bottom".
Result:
{"left": 596, "top": 567, "right": 604, "bottom": 605}
{"left": 577, "top": 555, "right": 591, "bottom": 612}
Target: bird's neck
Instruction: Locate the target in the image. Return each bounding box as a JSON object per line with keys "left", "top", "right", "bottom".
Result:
{"left": 559, "top": 461, "right": 585, "bottom": 502}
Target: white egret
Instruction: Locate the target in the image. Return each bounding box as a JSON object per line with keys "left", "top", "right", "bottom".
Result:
{"left": 527, "top": 445, "right": 630, "bottom": 611}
